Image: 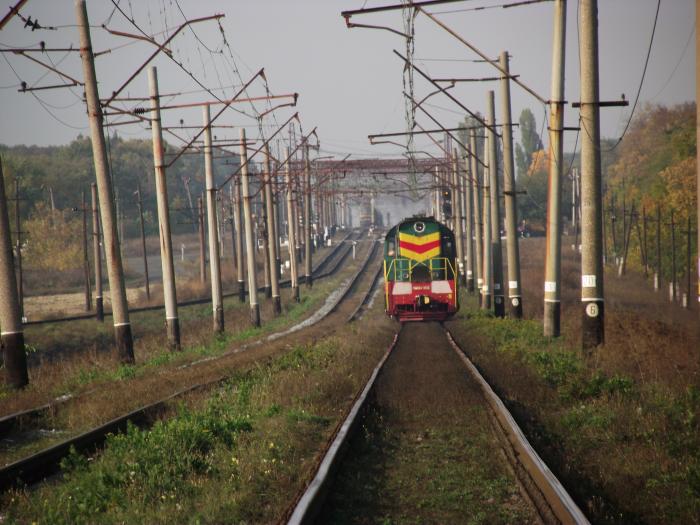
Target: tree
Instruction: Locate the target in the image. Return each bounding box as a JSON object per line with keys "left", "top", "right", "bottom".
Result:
{"left": 514, "top": 108, "right": 542, "bottom": 179}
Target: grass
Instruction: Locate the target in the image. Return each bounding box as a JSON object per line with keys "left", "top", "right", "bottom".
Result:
{"left": 1, "top": 251, "right": 351, "bottom": 417}
{"left": 1, "top": 304, "right": 396, "bottom": 524}
{"left": 448, "top": 293, "right": 700, "bottom": 524}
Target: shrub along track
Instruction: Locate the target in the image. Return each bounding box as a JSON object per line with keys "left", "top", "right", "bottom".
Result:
{"left": 286, "top": 321, "right": 589, "bottom": 525}
{"left": 0, "top": 233, "right": 382, "bottom": 492}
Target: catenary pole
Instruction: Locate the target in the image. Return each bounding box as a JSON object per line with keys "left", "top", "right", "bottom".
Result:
{"left": 0, "top": 158, "right": 28, "bottom": 388}
{"left": 304, "top": 145, "right": 313, "bottom": 288}
{"left": 233, "top": 178, "right": 245, "bottom": 302}
{"left": 14, "top": 179, "right": 23, "bottom": 318}
{"left": 482, "top": 130, "right": 492, "bottom": 310}
{"left": 544, "top": 0, "right": 566, "bottom": 336}
{"left": 264, "top": 145, "right": 281, "bottom": 314}
{"left": 136, "top": 183, "right": 150, "bottom": 301}
{"left": 240, "top": 128, "right": 260, "bottom": 326}
{"left": 470, "top": 131, "right": 483, "bottom": 303}
{"left": 579, "top": 0, "right": 605, "bottom": 349}
{"left": 81, "top": 189, "right": 92, "bottom": 311}
{"left": 499, "top": 50, "right": 523, "bottom": 318}
{"left": 452, "top": 148, "right": 465, "bottom": 285}
{"left": 285, "top": 148, "right": 300, "bottom": 302}
{"left": 76, "top": 0, "right": 133, "bottom": 361}
{"left": 198, "top": 195, "right": 206, "bottom": 284}
{"left": 91, "top": 183, "right": 104, "bottom": 321}
{"left": 464, "top": 149, "right": 475, "bottom": 293}
{"left": 203, "top": 105, "right": 224, "bottom": 333}
{"left": 696, "top": 0, "right": 700, "bottom": 315}
{"left": 148, "top": 66, "right": 180, "bottom": 351}
{"left": 487, "top": 90, "right": 505, "bottom": 317}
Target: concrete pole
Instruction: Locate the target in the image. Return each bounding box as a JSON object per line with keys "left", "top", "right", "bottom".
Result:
{"left": 655, "top": 205, "right": 662, "bottom": 291}
{"left": 91, "top": 183, "right": 104, "bottom": 321}
{"left": 470, "top": 131, "right": 483, "bottom": 301}
{"left": 500, "top": 51, "right": 523, "bottom": 319}
{"left": 544, "top": 0, "right": 566, "bottom": 335}
{"left": 183, "top": 177, "right": 197, "bottom": 234}
{"left": 136, "top": 184, "right": 150, "bottom": 302}
{"left": 671, "top": 210, "right": 677, "bottom": 302}
{"left": 452, "top": 149, "right": 465, "bottom": 285}
{"left": 463, "top": 151, "right": 475, "bottom": 293}
{"left": 304, "top": 146, "right": 313, "bottom": 288}
{"left": 203, "top": 105, "right": 224, "bottom": 334}
{"left": 272, "top": 166, "right": 282, "bottom": 281}
{"left": 233, "top": 178, "right": 245, "bottom": 302}
{"left": 294, "top": 177, "right": 303, "bottom": 263}
{"left": 433, "top": 166, "right": 440, "bottom": 220}
{"left": 264, "top": 145, "right": 281, "bottom": 314}
{"left": 82, "top": 189, "right": 92, "bottom": 311}
{"left": 240, "top": 128, "right": 260, "bottom": 327}
{"left": 580, "top": 0, "right": 605, "bottom": 349}
{"left": 696, "top": 0, "right": 700, "bottom": 314}
{"left": 285, "top": 148, "right": 300, "bottom": 302}
{"left": 482, "top": 131, "right": 492, "bottom": 310}
{"left": 0, "top": 158, "right": 28, "bottom": 388}
{"left": 260, "top": 195, "right": 272, "bottom": 298}
{"left": 14, "top": 179, "right": 23, "bottom": 318}
{"left": 198, "top": 195, "right": 206, "bottom": 284}
{"left": 487, "top": 91, "right": 505, "bottom": 317}
{"left": 228, "top": 184, "right": 236, "bottom": 265}
{"left": 686, "top": 215, "right": 692, "bottom": 309}
{"left": 148, "top": 66, "right": 180, "bottom": 351}
{"left": 76, "top": 0, "right": 133, "bottom": 362}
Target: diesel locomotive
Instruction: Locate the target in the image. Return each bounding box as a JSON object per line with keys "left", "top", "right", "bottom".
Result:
{"left": 383, "top": 216, "right": 459, "bottom": 321}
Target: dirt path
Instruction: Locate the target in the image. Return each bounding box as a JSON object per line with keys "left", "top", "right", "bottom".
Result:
{"left": 318, "top": 322, "right": 538, "bottom": 524}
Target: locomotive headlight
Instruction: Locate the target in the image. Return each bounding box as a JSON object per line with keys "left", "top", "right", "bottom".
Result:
{"left": 388, "top": 249, "right": 395, "bottom": 257}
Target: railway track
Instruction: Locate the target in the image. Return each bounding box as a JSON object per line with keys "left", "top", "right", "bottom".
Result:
{"left": 285, "top": 322, "right": 590, "bottom": 525}
{"left": 22, "top": 230, "right": 356, "bottom": 327}
{"left": 0, "top": 232, "right": 382, "bottom": 492}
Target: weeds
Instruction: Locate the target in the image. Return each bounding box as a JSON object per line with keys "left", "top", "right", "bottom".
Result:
{"left": 2, "top": 307, "right": 396, "bottom": 524}
{"left": 449, "top": 297, "right": 700, "bottom": 524}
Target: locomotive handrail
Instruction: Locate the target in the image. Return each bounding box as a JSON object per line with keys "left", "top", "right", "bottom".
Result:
{"left": 384, "top": 256, "right": 456, "bottom": 282}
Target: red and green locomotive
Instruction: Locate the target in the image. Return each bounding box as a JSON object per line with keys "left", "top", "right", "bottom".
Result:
{"left": 383, "top": 217, "right": 459, "bottom": 321}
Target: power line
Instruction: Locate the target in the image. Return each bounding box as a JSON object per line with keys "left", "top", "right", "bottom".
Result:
{"left": 650, "top": 23, "right": 694, "bottom": 101}
{"left": 604, "top": 0, "right": 661, "bottom": 152}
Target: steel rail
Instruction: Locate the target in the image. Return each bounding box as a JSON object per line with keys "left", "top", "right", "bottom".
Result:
{"left": 286, "top": 329, "right": 400, "bottom": 525}
{"left": 285, "top": 323, "right": 590, "bottom": 525}
{"left": 444, "top": 328, "right": 590, "bottom": 524}
{"left": 0, "top": 232, "right": 378, "bottom": 490}
{"left": 347, "top": 262, "right": 383, "bottom": 323}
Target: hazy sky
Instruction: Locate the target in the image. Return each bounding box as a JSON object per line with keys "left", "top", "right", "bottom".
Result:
{"left": 0, "top": 0, "right": 695, "bottom": 160}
